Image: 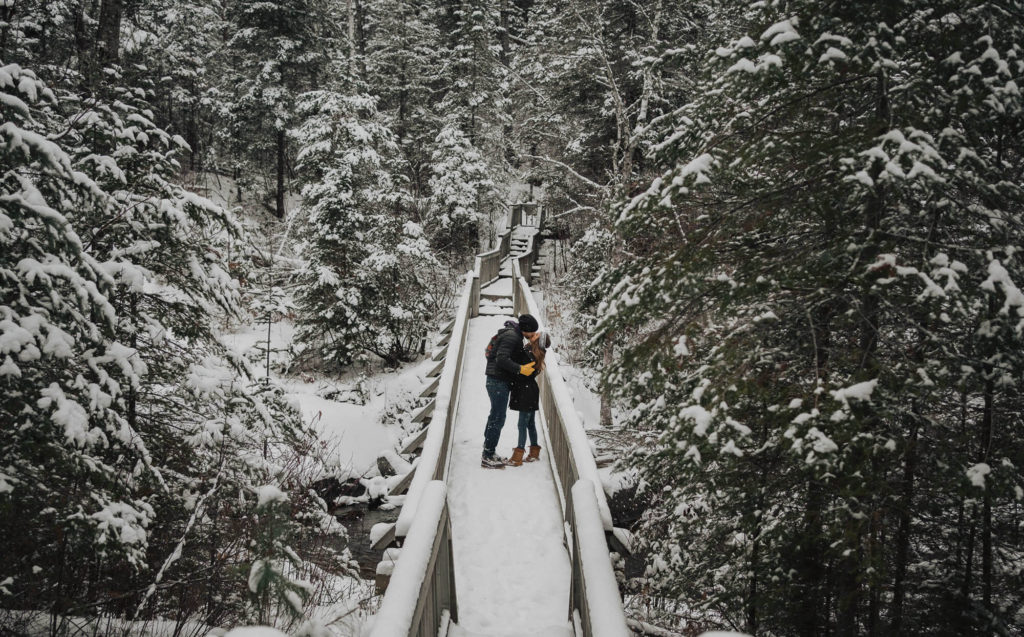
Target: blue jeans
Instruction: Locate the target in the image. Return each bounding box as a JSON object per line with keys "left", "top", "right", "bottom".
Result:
{"left": 483, "top": 377, "right": 512, "bottom": 457}
{"left": 517, "top": 410, "right": 538, "bottom": 448}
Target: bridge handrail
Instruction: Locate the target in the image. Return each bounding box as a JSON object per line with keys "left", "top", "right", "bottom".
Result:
{"left": 511, "top": 261, "right": 615, "bottom": 530}
{"left": 569, "top": 480, "right": 631, "bottom": 637}
{"left": 474, "top": 229, "right": 511, "bottom": 293}
{"left": 396, "top": 272, "right": 474, "bottom": 537}
{"left": 509, "top": 217, "right": 627, "bottom": 636}
{"left": 370, "top": 481, "right": 457, "bottom": 637}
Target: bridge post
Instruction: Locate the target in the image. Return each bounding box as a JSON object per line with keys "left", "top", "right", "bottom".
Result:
{"left": 470, "top": 264, "right": 481, "bottom": 318}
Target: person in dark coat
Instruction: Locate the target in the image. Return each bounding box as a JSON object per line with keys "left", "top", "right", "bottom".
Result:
{"left": 481, "top": 313, "right": 539, "bottom": 468}
{"left": 507, "top": 331, "right": 551, "bottom": 466}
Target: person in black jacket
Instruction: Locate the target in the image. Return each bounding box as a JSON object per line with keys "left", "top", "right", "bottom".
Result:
{"left": 507, "top": 331, "right": 551, "bottom": 466}
{"left": 481, "top": 313, "right": 539, "bottom": 468}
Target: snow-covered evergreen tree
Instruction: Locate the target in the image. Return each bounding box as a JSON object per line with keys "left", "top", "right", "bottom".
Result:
{"left": 427, "top": 122, "right": 492, "bottom": 256}
{"left": 222, "top": 0, "right": 340, "bottom": 217}
{"left": 292, "top": 91, "right": 435, "bottom": 368}
{"left": 1, "top": 61, "right": 153, "bottom": 585}
{"left": 598, "top": 1, "right": 1024, "bottom": 634}
{"left": 2, "top": 34, "right": 353, "bottom": 627}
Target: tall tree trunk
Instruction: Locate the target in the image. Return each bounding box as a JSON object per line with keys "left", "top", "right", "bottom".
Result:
{"left": 890, "top": 413, "right": 919, "bottom": 634}
{"left": 346, "top": 0, "right": 357, "bottom": 73}
{"left": 275, "top": 129, "right": 286, "bottom": 219}
{"left": 74, "top": 1, "right": 94, "bottom": 83}
{"left": 797, "top": 482, "right": 826, "bottom": 637}
{"left": 499, "top": 0, "right": 510, "bottom": 66}
{"left": 980, "top": 374, "right": 994, "bottom": 613}
{"left": 96, "top": 0, "right": 123, "bottom": 68}
{"left": 599, "top": 337, "right": 613, "bottom": 427}
{"left": 128, "top": 293, "right": 137, "bottom": 431}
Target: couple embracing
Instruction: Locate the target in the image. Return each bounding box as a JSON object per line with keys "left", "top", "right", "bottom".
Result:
{"left": 480, "top": 313, "right": 551, "bottom": 469}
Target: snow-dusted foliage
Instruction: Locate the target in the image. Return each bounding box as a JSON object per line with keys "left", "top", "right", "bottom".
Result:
{"left": 221, "top": 0, "right": 340, "bottom": 217}
{"left": 1, "top": 62, "right": 152, "bottom": 567}
{"left": 598, "top": 1, "right": 1024, "bottom": 634}
{"left": 291, "top": 91, "right": 435, "bottom": 368}
{"left": 0, "top": 57, "right": 353, "bottom": 631}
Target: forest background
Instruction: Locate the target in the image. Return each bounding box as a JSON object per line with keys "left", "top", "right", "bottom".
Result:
{"left": 2, "top": 0, "right": 1023, "bottom": 635}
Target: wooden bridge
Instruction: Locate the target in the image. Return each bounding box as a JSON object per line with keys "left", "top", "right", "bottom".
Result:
{"left": 367, "top": 201, "right": 635, "bottom": 637}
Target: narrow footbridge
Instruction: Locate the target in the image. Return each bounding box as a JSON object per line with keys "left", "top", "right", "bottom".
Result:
{"left": 368, "top": 202, "right": 634, "bottom": 637}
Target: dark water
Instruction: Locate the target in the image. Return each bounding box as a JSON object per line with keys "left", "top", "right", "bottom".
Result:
{"left": 334, "top": 504, "right": 400, "bottom": 580}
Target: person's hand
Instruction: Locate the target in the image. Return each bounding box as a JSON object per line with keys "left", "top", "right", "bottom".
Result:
{"left": 519, "top": 361, "right": 536, "bottom": 376}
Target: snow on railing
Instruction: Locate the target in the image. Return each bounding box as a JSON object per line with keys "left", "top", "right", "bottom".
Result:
{"left": 569, "top": 480, "right": 631, "bottom": 637}
{"left": 511, "top": 260, "right": 615, "bottom": 530}
{"left": 473, "top": 229, "right": 511, "bottom": 295}
{"left": 395, "top": 272, "right": 474, "bottom": 537}
{"left": 370, "top": 481, "right": 456, "bottom": 637}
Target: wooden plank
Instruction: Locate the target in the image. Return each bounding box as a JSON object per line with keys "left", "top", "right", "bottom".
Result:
{"left": 431, "top": 345, "right": 448, "bottom": 362}
{"left": 437, "top": 331, "right": 451, "bottom": 347}
{"left": 440, "top": 318, "right": 455, "bottom": 335}
{"left": 607, "top": 528, "right": 633, "bottom": 557}
{"left": 419, "top": 376, "right": 440, "bottom": 398}
{"left": 390, "top": 466, "right": 415, "bottom": 496}
{"left": 408, "top": 502, "right": 451, "bottom": 637}
{"left": 411, "top": 400, "right": 435, "bottom": 424}
{"left": 401, "top": 426, "right": 429, "bottom": 454}
{"left": 371, "top": 522, "right": 397, "bottom": 551}
{"left": 426, "top": 359, "right": 445, "bottom": 378}
{"left": 375, "top": 546, "right": 402, "bottom": 594}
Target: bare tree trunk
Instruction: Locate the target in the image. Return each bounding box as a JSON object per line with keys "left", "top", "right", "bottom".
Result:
{"left": 347, "top": 0, "right": 357, "bottom": 72}
{"left": 890, "top": 413, "right": 919, "bottom": 633}
{"left": 981, "top": 375, "right": 994, "bottom": 612}
{"left": 798, "top": 482, "right": 826, "bottom": 637}
{"left": 96, "top": 0, "right": 123, "bottom": 68}
{"left": 499, "top": 0, "right": 510, "bottom": 66}
{"left": 275, "top": 129, "right": 286, "bottom": 219}
{"left": 599, "top": 338, "right": 613, "bottom": 427}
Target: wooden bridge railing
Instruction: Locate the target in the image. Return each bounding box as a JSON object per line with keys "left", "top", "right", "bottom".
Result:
{"left": 369, "top": 481, "right": 457, "bottom": 637}
{"left": 371, "top": 270, "right": 473, "bottom": 636}
{"left": 568, "top": 481, "right": 631, "bottom": 637}
{"left": 510, "top": 251, "right": 631, "bottom": 637}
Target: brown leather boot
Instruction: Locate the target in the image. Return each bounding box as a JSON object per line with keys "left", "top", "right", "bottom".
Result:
{"left": 508, "top": 447, "right": 525, "bottom": 466}
{"left": 524, "top": 445, "right": 541, "bottom": 462}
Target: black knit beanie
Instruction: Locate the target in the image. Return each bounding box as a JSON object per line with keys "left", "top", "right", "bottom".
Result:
{"left": 518, "top": 313, "right": 539, "bottom": 332}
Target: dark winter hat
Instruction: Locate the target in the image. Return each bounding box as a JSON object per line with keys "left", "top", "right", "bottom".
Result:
{"left": 518, "top": 313, "right": 539, "bottom": 333}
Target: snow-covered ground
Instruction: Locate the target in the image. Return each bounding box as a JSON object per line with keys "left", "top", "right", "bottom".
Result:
{"left": 221, "top": 319, "right": 430, "bottom": 480}
{"left": 446, "top": 314, "right": 573, "bottom": 636}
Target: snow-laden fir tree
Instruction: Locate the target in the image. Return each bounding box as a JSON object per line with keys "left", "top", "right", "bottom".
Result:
{"left": 427, "top": 122, "right": 492, "bottom": 257}
{"left": 1, "top": 56, "right": 351, "bottom": 627}
{"left": 0, "top": 61, "right": 152, "bottom": 588}
{"left": 597, "top": 1, "right": 1024, "bottom": 634}
{"left": 222, "top": 0, "right": 340, "bottom": 217}
{"left": 292, "top": 91, "right": 436, "bottom": 368}
{"left": 441, "top": 0, "right": 505, "bottom": 145}
{"left": 363, "top": 0, "right": 449, "bottom": 199}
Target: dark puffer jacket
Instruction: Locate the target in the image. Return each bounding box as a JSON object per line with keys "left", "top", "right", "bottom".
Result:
{"left": 485, "top": 323, "right": 525, "bottom": 382}
{"left": 509, "top": 344, "right": 540, "bottom": 412}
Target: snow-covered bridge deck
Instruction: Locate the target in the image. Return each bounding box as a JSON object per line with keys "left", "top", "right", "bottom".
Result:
{"left": 447, "top": 315, "right": 572, "bottom": 636}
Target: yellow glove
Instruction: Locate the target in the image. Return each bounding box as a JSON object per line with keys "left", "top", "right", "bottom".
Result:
{"left": 519, "top": 361, "right": 536, "bottom": 376}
